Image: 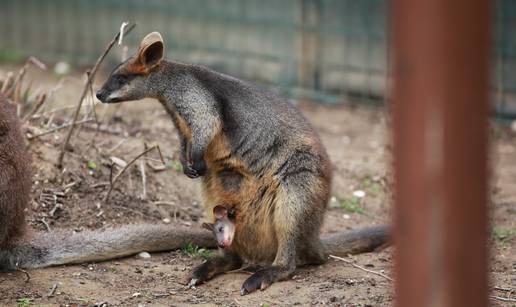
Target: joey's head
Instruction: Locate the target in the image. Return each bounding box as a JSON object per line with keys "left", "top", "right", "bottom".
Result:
{"left": 202, "top": 205, "right": 236, "bottom": 249}
{"left": 96, "top": 32, "right": 165, "bottom": 103}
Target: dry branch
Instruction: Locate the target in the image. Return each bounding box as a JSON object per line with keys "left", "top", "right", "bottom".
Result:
{"left": 57, "top": 23, "right": 136, "bottom": 168}
{"left": 22, "top": 93, "right": 47, "bottom": 122}
{"left": 329, "top": 254, "right": 393, "bottom": 281}
{"left": 27, "top": 118, "right": 94, "bottom": 140}
{"left": 104, "top": 145, "right": 160, "bottom": 203}
{"left": 139, "top": 160, "right": 147, "bottom": 200}
{"left": 490, "top": 296, "right": 516, "bottom": 302}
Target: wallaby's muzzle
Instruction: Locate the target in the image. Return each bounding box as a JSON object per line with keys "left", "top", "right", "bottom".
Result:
{"left": 96, "top": 88, "right": 125, "bottom": 104}
{"left": 95, "top": 89, "right": 108, "bottom": 103}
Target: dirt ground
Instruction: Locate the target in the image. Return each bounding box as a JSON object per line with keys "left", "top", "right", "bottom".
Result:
{"left": 0, "top": 65, "right": 514, "bottom": 306}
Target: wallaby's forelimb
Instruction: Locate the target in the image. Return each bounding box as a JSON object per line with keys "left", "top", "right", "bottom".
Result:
{"left": 0, "top": 225, "right": 215, "bottom": 271}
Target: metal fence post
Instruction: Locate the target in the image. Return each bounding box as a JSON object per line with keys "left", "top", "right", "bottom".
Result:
{"left": 391, "top": 0, "right": 490, "bottom": 307}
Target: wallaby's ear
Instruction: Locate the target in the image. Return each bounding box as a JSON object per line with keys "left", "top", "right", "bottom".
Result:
{"left": 137, "top": 32, "right": 164, "bottom": 69}
{"left": 213, "top": 205, "right": 228, "bottom": 220}
{"left": 202, "top": 222, "right": 214, "bottom": 232}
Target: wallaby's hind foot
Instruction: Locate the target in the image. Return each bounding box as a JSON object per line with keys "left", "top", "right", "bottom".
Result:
{"left": 188, "top": 252, "right": 242, "bottom": 287}
{"left": 240, "top": 265, "right": 294, "bottom": 295}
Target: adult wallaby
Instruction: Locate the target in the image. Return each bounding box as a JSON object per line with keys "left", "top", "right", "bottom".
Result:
{"left": 0, "top": 94, "right": 216, "bottom": 271}
{"left": 96, "top": 32, "right": 389, "bottom": 295}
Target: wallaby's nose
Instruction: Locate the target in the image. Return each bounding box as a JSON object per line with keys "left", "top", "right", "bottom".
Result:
{"left": 96, "top": 90, "right": 105, "bottom": 102}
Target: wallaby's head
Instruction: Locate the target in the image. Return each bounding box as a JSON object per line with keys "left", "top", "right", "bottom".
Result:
{"left": 96, "top": 32, "right": 165, "bottom": 103}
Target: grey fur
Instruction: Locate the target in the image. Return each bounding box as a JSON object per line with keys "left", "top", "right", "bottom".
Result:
{"left": 0, "top": 225, "right": 215, "bottom": 271}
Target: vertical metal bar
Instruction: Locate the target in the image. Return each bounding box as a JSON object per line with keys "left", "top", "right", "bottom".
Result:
{"left": 391, "top": 0, "right": 490, "bottom": 307}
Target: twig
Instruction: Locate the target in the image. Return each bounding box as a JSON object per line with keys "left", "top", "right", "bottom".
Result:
{"left": 0, "top": 72, "right": 13, "bottom": 94}
{"left": 27, "top": 118, "right": 94, "bottom": 140}
{"left": 16, "top": 266, "right": 30, "bottom": 283}
{"left": 491, "top": 296, "right": 516, "bottom": 302}
{"left": 106, "top": 138, "right": 127, "bottom": 154}
{"left": 329, "top": 254, "right": 393, "bottom": 281}
{"left": 139, "top": 160, "right": 147, "bottom": 200}
{"left": 104, "top": 145, "right": 160, "bottom": 202}
{"left": 153, "top": 201, "right": 191, "bottom": 218}
{"left": 39, "top": 218, "right": 51, "bottom": 232}
{"left": 47, "top": 283, "right": 58, "bottom": 297}
{"left": 90, "top": 182, "right": 110, "bottom": 188}
{"left": 57, "top": 23, "right": 136, "bottom": 168}
{"left": 22, "top": 93, "right": 47, "bottom": 122}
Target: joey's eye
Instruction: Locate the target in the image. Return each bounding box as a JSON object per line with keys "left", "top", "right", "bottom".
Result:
{"left": 218, "top": 226, "right": 223, "bottom": 233}
{"left": 228, "top": 209, "right": 236, "bottom": 219}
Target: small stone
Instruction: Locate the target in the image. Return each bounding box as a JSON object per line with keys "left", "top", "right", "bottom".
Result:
{"left": 138, "top": 252, "right": 151, "bottom": 259}
{"left": 329, "top": 196, "right": 340, "bottom": 208}
{"left": 132, "top": 292, "right": 141, "bottom": 297}
{"left": 163, "top": 218, "right": 171, "bottom": 224}
{"left": 343, "top": 214, "right": 350, "bottom": 219}
{"left": 353, "top": 190, "right": 366, "bottom": 198}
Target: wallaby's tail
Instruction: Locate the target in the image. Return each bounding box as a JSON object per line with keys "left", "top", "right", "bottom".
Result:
{"left": 321, "top": 225, "right": 390, "bottom": 256}
{"left": 0, "top": 224, "right": 215, "bottom": 271}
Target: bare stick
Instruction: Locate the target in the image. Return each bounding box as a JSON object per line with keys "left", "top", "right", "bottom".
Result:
{"left": 16, "top": 266, "right": 30, "bottom": 283}
{"left": 57, "top": 23, "right": 136, "bottom": 168}
{"left": 47, "top": 283, "right": 58, "bottom": 298}
{"left": 329, "top": 254, "right": 393, "bottom": 281}
{"left": 104, "top": 145, "right": 159, "bottom": 202}
{"left": 139, "top": 160, "right": 147, "bottom": 200}
{"left": 154, "top": 201, "right": 191, "bottom": 217}
{"left": 106, "top": 138, "right": 126, "bottom": 154}
{"left": 23, "top": 93, "right": 47, "bottom": 122}
{"left": 39, "top": 218, "right": 51, "bottom": 232}
{"left": 27, "top": 118, "right": 94, "bottom": 140}
{"left": 490, "top": 296, "right": 516, "bottom": 302}
{"left": 0, "top": 72, "right": 13, "bottom": 94}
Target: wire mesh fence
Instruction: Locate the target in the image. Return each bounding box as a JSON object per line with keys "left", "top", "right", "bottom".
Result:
{"left": 0, "top": 0, "right": 514, "bottom": 117}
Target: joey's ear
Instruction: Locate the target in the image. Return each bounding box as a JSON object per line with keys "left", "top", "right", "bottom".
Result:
{"left": 213, "top": 205, "right": 228, "bottom": 220}
{"left": 137, "top": 32, "right": 164, "bottom": 69}
{"left": 202, "top": 222, "right": 214, "bottom": 231}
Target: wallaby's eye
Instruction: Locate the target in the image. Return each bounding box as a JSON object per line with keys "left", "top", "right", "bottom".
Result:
{"left": 113, "top": 74, "right": 128, "bottom": 86}
{"left": 217, "top": 226, "right": 223, "bottom": 233}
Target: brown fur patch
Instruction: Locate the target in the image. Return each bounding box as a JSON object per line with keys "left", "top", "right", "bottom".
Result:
{"left": 173, "top": 113, "right": 192, "bottom": 143}
{"left": 0, "top": 96, "right": 31, "bottom": 247}
{"left": 125, "top": 59, "right": 150, "bottom": 75}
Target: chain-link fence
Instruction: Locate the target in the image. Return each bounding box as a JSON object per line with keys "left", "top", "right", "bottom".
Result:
{"left": 0, "top": 0, "right": 514, "bottom": 117}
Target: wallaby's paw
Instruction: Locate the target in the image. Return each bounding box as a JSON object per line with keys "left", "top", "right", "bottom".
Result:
{"left": 187, "top": 263, "right": 210, "bottom": 288}
{"left": 184, "top": 166, "right": 200, "bottom": 178}
{"left": 191, "top": 158, "right": 207, "bottom": 176}
{"left": 240, "top": 268, "right": 275, "bottom": 295}
{"left": 187, "top": 278, "right": 200, "bottom": 288}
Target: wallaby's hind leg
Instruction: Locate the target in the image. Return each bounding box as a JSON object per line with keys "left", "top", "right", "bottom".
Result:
{"left": 240, "top": 168, "right": 329, "bottom": 295}
{"left": 300, "top": 236, "right": 328, "bottom": 266}
{"left": 188, "top": 251, "right": 242, "bottom": 287}
{"left": 240, "top": 203, "right": 299, "bottom": 295}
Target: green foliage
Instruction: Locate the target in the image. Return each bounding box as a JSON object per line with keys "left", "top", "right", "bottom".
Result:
{"left": 181, "top": 243, "right": 212, "bottom": 259}
{"left": 360, "top": 177, "right": 372, "bottom": 189}
{"left": 340, "top": 196, "right": 364, "bottom": 214}
{"left": 167, "top": 159, "right": 183, "bottom": 172}
{"left": 87, "top": 160, "right": 97, "bottom": 170}
{"left": 17, "top": 298, "right": 31, "bottom": 307}
{"left": 0, "top": 50, "right": 25, "bottom": 63}
{"left": 492, "top": 227, "right": 516, "bottom": 243}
